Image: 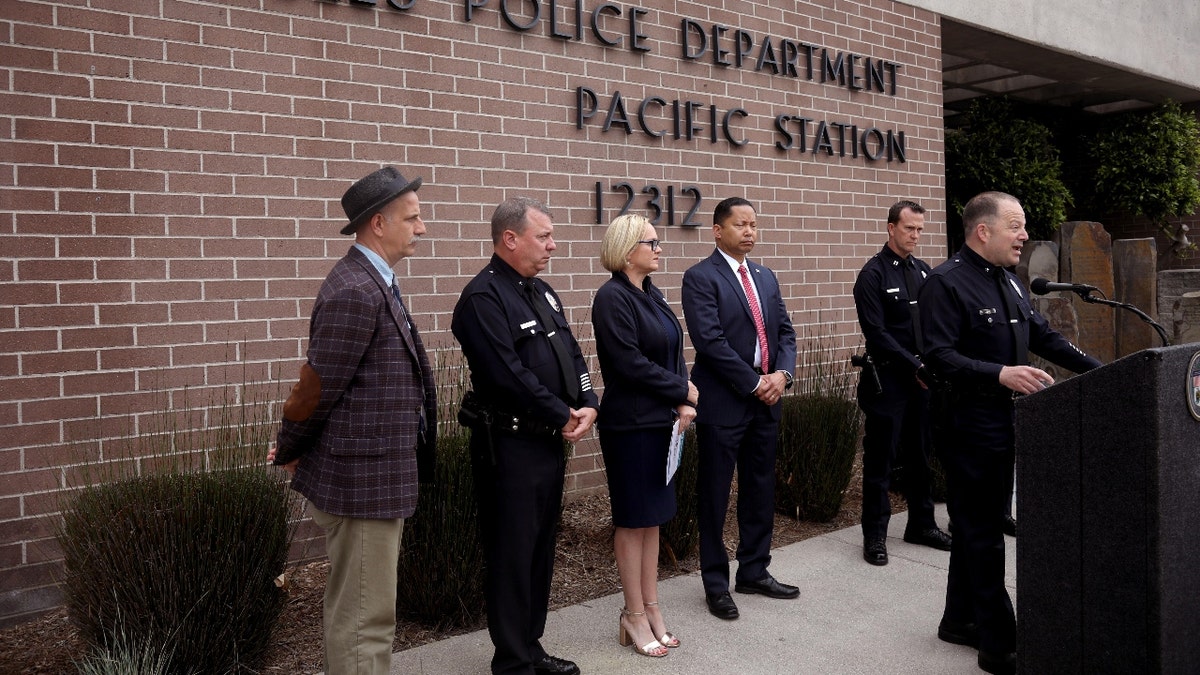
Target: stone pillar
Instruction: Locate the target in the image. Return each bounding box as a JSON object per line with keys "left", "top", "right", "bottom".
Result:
{"left": 1057, "top": 222, "right": 1115, "bottom": 363}
{"left": 1017, "top": 240, "right": 1059, "bottom": 290}
{"left": 1157, "top": 270, "right": 1200, "bottom": 342}
{"left": 1112, "top": 238, "right": 1158, "bottom": 357}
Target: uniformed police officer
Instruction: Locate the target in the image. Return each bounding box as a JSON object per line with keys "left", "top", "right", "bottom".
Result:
{"left": 919, "top": 191, "right": 1102, "bottom": 675}
{"left": 452, "top": 197, "right": 599, "bottom": 675}
{"left": 853, "top": 200, "right": 951, "bottom": 567}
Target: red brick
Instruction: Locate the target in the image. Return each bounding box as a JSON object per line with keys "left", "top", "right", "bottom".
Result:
{"left": 58, "top": 191, "right": 131, "bottom": 215}
{"left": 98, "top": 346, "right": 170, "bottom": 370}
{"left": 13, "top": 24, "right": 90, "bottom": 52}
{"left": 131, "top": 322, "right": 204, "bottom": 346}
{"left": 229, "top": 91, "right": 293, "bottom": 115}
{"left": 13, "top": 118, "right": 91, "bottom": 145}
{"left": 0, "top": 45, "right": 55, "bottom": 72}
{"left": 91, "top": 215, "right": 164, "bottom": 237}
{"left": 58, "top": 282, "right": 133, "bottom": 305}
{"left": 21, "top": 396, "right": 99, "bottom": 425}
{"left": 60, "top": 369, "right": 136, "bottom": 397}
{"left": 164, "top": 41, "right": 231, "bottom": 68}
{"left": 98, "top": 301, "right": 169, "bottom": 326}
{"left": 0, "top": 329, "right": 58, "bottom": 354}
{"left": 129, "top": 15, "right": 200, "bottom": 42}
{"left": 15, "top": 303, "right": 93, "bottom": 329}
{"left": 200, "top": 66, "right": 264, "bottom": 92}
{"left": 16, "top": 259, "right": 93, "bottom": 282}
{"left": 168, "top": 301, "right": 235, "bottom": 323}
{"left": 131, "top": 191, "right": 202, "bottom": 214}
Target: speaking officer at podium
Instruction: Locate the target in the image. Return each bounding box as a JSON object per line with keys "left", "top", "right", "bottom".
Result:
{"left": 853, "top": 200, "right": 951, "bottom": 568}
{"left": 681, "top": 197, "right": 798, "bottom": 622}
{"left": 919, "top": 191, "right": 1101, "bottom": 675}
{"left": 452, "top": 196, "right": 598, "bottom": 675}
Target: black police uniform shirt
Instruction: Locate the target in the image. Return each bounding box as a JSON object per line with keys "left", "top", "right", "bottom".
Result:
{"left": 853, "top": 243, "right": 932, "bottom": 374}
{"left": 918, "top": 245, "right": 1101, "bottom": 441}
{"left": 451, "top": 253, "right": 598, "bottom": 430}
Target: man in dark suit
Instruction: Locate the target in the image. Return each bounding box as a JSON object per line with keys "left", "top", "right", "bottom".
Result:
{"left": 452, "top": 197, "right": 599, "bottom": 675}
{"left": 270, "top": 166, "right": 437, "bottom": 674}
{"left": 681, "top": 196, "right": 799, "bottom": 621}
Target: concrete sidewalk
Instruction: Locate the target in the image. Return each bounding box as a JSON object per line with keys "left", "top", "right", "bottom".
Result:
{"left": 391, "top": 504, "right": 1015, "bottom": 674}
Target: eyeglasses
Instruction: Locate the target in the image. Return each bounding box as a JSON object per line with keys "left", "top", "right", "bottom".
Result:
{"left": 636, "top": 239, "right": 661, "bottom": 250}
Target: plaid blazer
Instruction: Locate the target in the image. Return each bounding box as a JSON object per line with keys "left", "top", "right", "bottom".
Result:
{"left": 276, "top": 247, "right": 437, "bottom": 519}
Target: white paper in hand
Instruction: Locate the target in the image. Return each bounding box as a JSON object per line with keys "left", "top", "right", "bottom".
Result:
{"left": 666, "top": 419, "right": 684, "bottom": 485}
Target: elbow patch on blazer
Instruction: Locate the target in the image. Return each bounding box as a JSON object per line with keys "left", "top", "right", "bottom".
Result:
{"left": 282, "top": 362, "right": 321, "bottom": 422}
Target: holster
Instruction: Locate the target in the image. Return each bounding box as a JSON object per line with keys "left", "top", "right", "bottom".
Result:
{"left": 851, "top": 353, "right": 883, "bottom": 396}
{"left": 458, "top": 391, "right": 496, "bottom": 466}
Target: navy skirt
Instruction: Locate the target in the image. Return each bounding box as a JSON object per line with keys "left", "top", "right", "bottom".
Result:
{"left": 600, "top": 426, "right": 677, "bottom": 529}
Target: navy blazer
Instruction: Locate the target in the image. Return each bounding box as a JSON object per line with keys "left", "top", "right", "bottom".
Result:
{"left": 276, "top": 247, "right": 437, "bottom": 520}
{"left": 681, "top": 249, "right": 797, "bottom": 425}
{"left": 592, "top": 271, "right": 691, "bottom": 432}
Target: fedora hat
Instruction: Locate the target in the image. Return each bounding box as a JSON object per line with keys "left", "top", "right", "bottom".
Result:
{"left": 339, "top": 166, "right": 422, "bottom": 235}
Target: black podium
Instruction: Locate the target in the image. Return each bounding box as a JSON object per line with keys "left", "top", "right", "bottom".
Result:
{"left": 1015, "top": 344, "right": 1200, "bottom": 674}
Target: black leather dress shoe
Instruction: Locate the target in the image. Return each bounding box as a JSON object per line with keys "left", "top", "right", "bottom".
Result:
{"left": 936, "top": 618, "right": 979, "bottom": 648}
{"left": 903, "top": 527, "right": 952, "bottom": 551}
{"left": 863, "top": 536, "right": 888, "bottom": 566}
{"left": 533, "top": 654, "right": 580, "bottom": 675}
{"left": 1003, "top": 514, "right": 1017, "bottom": 537}
{"left": 978, "top": 649, "right": 1016, "bottom": 675}
{"left": 734, "top": 574, "right": 800, "bottom": 599}
{"left": 705, "top": 591, "right": 740, "bottom": 620}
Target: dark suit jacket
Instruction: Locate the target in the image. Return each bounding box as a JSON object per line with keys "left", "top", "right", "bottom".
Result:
{"left": 592, "top": 271, "right": 690, "bottom": 432}
{"left": 681, "top": 249, "right": 797, "bottom": 425}
{"left": 275, "top": 246, "right": 437, "bottom": 520}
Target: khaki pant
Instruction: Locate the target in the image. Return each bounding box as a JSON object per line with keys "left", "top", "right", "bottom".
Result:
{"left": 309, "top": 501, "right": 404, "bottom": 675}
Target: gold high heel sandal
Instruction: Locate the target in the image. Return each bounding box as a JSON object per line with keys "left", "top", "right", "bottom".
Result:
{"left": 618, "top": 607, "right": 668, "bottom": 657}
{"left": 643, "top": 601, "right": 680, "bottom": 648}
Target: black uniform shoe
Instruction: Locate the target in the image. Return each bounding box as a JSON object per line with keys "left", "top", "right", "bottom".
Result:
{"left": 533, "top": 654, "right": 580, "bottom": 675}
{"left": 863, "top": 536, "right": 888, "bottom": 566}
{"left": 733, "top": 574, "right": 800, "bottom": 599}
{"left": 903, "top": 527, "right": 952, "bottom": 551}
{"left": 936, "top": 618, "right": 979, "bottom": 647}
{"left": 705, "top": 591, "right": 740, "bottom": 620}
{"left": 1003, "top": 514, "right": 1017, "bottom": 537}
{"left": 978, "top": 649, "right": 1016, "bottom": 675}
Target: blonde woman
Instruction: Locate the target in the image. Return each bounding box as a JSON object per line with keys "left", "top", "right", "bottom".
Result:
{"left": 592, "top": 214, "right": 697, "bottom": 658}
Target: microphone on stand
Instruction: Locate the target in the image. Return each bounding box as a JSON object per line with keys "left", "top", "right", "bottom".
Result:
{"left": 1029, "top": 278, "right": 1170, "bottom": 347}
{"left": 1030, "top": 278, "right": 1099, "bottom": 297}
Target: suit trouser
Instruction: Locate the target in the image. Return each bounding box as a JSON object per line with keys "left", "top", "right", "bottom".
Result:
{"left": 308, "top": 501, "right": 404, "bottom": 675}
{"left": 471, "top": 430, "right": 564, "bottom": 675}
{"left": 937, "top": 430, "right": 1016, "bottom": 655}
{"left": 696, "top": 405, "right": 779, "bottom": 594}
{"left": 858, "top": 371, "right": 936, "bottom": 539}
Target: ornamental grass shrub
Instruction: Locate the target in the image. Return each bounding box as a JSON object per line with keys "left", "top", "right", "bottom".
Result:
{"left": 775, "top": 328, "right": 863, "bottom": 522}
{"left": 395, "top": 348, "right": 486, "bottom": 629}
{"left": 55, "top": 384, "right": 295, "bottom": 674}
{"left": 660, "top": 427, "right": 699, "bottom": 567}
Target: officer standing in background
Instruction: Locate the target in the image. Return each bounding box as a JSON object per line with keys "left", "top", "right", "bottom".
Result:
{"left": 452, "top": 197, "right": 599, "bottom": 675}
{"left": 920, "top": 191, "right": 1101, "bottom": 675}
{"left": 853, "top": 200, "right": 951, "bottom": 567}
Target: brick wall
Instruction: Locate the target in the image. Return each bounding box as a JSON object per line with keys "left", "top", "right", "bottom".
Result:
{"left": 0, "top": 0, "right": 945, "bottom": 625}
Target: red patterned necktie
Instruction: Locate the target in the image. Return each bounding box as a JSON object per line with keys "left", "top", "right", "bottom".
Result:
{"left": 738, "top": 264, "right": 769, "bottom": 373}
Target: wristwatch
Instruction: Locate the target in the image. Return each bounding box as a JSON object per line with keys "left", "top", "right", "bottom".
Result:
{"left": 782, "top": 370, "right": 794, "bottom": 390}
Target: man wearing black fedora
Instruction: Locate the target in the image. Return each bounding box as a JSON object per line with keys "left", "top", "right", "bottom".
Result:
{"left": 270, "top": 166, "right": 437, "bottom": 674}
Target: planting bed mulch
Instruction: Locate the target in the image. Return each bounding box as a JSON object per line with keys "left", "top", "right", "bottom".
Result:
{"left": 1, "top": 453, "right": 894, "bottom": 674}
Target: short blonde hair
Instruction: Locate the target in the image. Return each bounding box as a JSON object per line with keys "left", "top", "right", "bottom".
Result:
{"left": 599, "top": 214, "right": 650, "bottom": 272}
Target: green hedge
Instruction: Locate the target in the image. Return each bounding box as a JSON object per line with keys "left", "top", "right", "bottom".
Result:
{"left": 660, "top": 427, "right": 699, "bottom": 566}
{"left": 58, "top": 466, "right": 293, "bottom": 674}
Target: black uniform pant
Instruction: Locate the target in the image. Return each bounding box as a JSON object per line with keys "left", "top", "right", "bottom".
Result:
{"left": 471, "top": 429, "right": 565, "bottom": 675}
{"left": 858, "top": 370, "right": 936, "bottom": 539}
{"left": 696, "top": 404, "right": 779, "bottom": 594}
{"left": 937, "top": 412, "right": 1016, "bottom": 655}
